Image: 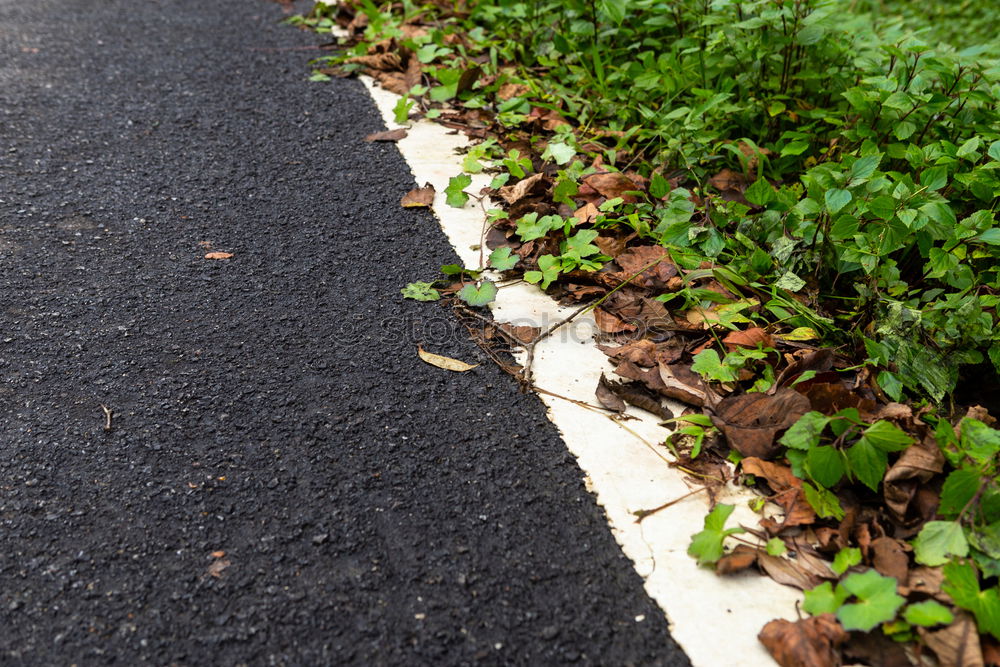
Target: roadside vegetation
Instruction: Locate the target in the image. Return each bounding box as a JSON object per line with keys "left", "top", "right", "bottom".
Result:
{"left": 289, "top": 1, "right": 1000, "bottom": 664}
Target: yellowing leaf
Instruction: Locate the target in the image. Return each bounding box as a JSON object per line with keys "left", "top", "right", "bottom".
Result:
{"left": 417, "top": 345, "right": 478, "bottom": 372}
{"left": 780, "top": 327, "right": 819, "bottom": 341}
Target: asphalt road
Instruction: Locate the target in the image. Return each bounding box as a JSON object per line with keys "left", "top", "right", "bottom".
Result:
{"left": 0, "top": 1, "right": 691, "bottom": 664}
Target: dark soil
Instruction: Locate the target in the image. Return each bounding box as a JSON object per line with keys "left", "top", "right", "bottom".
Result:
{"left": 0, "top": 0, "right": 690, "bottom": 664}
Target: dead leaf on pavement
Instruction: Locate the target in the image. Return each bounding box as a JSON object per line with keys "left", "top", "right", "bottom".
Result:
{"left": 417, "top": 345, "right": 478, "bottom": 372}
{"left": 711, "top": 389, "right": 811, "bottom": 459}
{"left": 595, "top": 373, "right": 627, "bottom": 413}
{"left": 497, "top": 172, "right": 549, "bottom": 205}
{"left": 717, "top": 544, "right": 759, "bottom": 575}
{"left": 401, "top": 183, "right": 436, "bottom": 208}
{"left": 921, "top": 612, "right": 985, "bottom": 667}
{"left": 758, "top": 552, "right": 829, "bottom": 590}
{"left": 206, "top": 558, "right": 231, "bottom": 579}
{"left": 205, "top": 252, "right": 233, "bottom": 260}
{"left": 365, "top": 128, "right": 408, "bottom": 142}
{"left": 758, "top": 614, "right": 847, "bottom": 667}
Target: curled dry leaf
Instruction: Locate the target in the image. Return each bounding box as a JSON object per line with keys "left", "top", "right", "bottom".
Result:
{"left": 758, "top": 552, "right": 829, "bottom": 590}
{"left": 583, "top": 172, "right": 642, "bottom": 202}
{"left": 843, "top": 630, "right": 915, "bottom": 667}
{"left": 206, "top": 558, "right": 231, "bottom": 579}
{"left": 758, "top": 614, "right": 847, "bottom": 667}
{"left": 658, "top": 363, "right": 712, "bottom": 407}
{"left": 871, "top": 536, "right": 910, "bottom": 583}
{"left": 401, "top": 183, "right": 436, "bottom": 208}
{"left": 883, "top": 436, "right": 945, "bottom": 520}
{"left": 594, "top": 307, "right": 637, "bottom": 333}
{"left": 365, "top": 128, "right": 408, "bottom": 142}
{"left": 497, "top": 172, "right": 548, "bottom": 205}
{"left": 496, "top": 323, "right": 540, "bottom": 345}
{"left": 716, "top": 544, "right": 759, "bottom": 575}
{"left": 598, "top": 373, "right": 673, "bottom": 420}
{"left": 723, "top": 327, "right": 774, "bottom": 352}
{"left": 205, "top": 252, "right": 233, "bottom": 260}
{"left": 595, "top": 373, "right": 627, "bottom": 413}
{"left": 417, "top": 345, "right": 478, "bottom": 372}
{"left": 711, "top": 389, "right": 811, "bottom": 459}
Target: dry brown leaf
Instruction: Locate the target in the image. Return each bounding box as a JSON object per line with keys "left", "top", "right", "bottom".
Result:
{"left": 599, "top": 373, "right": 673, "bottom": 420}
{"left": 871, "top": 537, "right": 909, "bottom": 583}
{"left": 758, "top": 614, "right": 847, "bottom": 667}
{"left": 843, "top": 630, "right": 915, "bottom": 667}
{"left": 884, "top": 436, "right": 945, "bottom": 520}
{"left": 206, "top": 558, "right": 231, "bottom": 578}
{"left": 593, "top": 233, "right": 627, "bottom": 257}
{"left": 921, "top": 612, "right": 985, "bottom": 667}
{"left": 211, "top": 550, "right": 226, "bottom": 558}
{"left": 711, "top": 389, "right": 811, "bottom": 459}
{"left": 708, "top": 167, "right": 746, "bottom": 193}
{"left": 497, "top": 82, "right": 530, "bottom": 100}
{"left": 205, "top": 252, "right": 233, "bottom": 260}
{"left": 598, "top": 339, "right": 658, "bottom": 367}
{"left": 497, "top": 323, "right": 540, "bottom": 344}
{"left": 583, "top": 172, "right": 642, "bottom": 202}
{"left": 401, "top": 184, "right": 436, "bottom": 208}
{"left": 594, "top": 307, "right": 637, "bottom": 333}
{"left": 724, "top": 327, "right": 775, "bottom": 352}
{"left": 365, "top": 128, "right": 408, "bottom": 142}
{"left": 574, "top": 203, "right": 600, "bottom": 225}
{"left": 658, "top": 363, "right": 712, "bottom": 407}
{"left": 758, "top": 552, "right": 828, "bottom": 590}
{"left": 417, "top": 345, "right": 478, "bottom": 372}
{"left": 716, "top": 544, "right": 759, "bottom": 575}
{"left": 741, "top": 457, "right": 801, "bottom": 491}
{"left": 497, "top": 172, "right": 548, "bottom": 205}
{"left": 595, "top": 373, "right": 627, "bottom": 413}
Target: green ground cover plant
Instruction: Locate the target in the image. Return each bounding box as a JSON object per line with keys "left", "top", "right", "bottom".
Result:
{"left": 290, "top": 0, "right": 1000, "bottom": 663}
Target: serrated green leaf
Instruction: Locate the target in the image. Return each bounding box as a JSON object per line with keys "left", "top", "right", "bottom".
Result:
{"left": 488, "top": 246, "right": 519, "bottom": 271}
{"left": 903, "top": 600, "right": 954, "bottom": 627}
{"left": 691, "top": 349, "right": 738, "bottom": 383}
{"left": 913, "top": 521, "right": 969, "bottom": 566}
{"left": 802, "top": 481, "right": 845, "bottom": 520}
{"left": 989, "top": 140, "right": 1000, "bottom": 162}
{"left": 745, "top": 178, "right": 774, "bottom": 206}
{"left": 401, "top": 281, "right": 441, "bottom": 302}
{"left": 943, "top": 561, "right": 1000, "bottom": 640}
{"left": 939, "top": 468, "right": 982, "bottom": 518}
{"left": 457, "top": 280, "right": 498, "bottom": 307}
{"left": 544, "top": 141, "right": 576, "bottom": 166}
{"left": 847, "top": 438, "right": 887, "bottom": 491}
{"left": 649, "top": 172, "right": 670, "bottom": 199}
{"left": 825, "top": 188, "right": 853, "bottom": 214}
{"left": 779, "top": 411, "right": 830, "bottom": 450}
{"left": 860, "top": 420, "right": 913, "bottom": 452}
{"left": 803, "top": 581, "right": 848, "bottom": 615}
{"left": 806, "top": 445, "right": 845, "bottom": 488}
{"left": 774, "top": 270, "right": 806, "bottom": 292}
{"left": 836, "top": 569, "right": 906, "bottom": 632}
{"left": 444, "top": 173, "right": 473, "bottom": 208}
{"left": 832, "top": 547, "right": 862, "bottom": 575}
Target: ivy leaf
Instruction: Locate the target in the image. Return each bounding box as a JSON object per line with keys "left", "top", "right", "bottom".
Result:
{"left": 445, "top": 173, "right": 472, "bottom": 208}
{"left": 488, "top": 247, "right": 519, "bottom": 271}
{"left": 803, "top": 581, "right": 848, "bottom": 615}
{"left": 913, "top": 521, "right": 970, "bottom": 566}
{"left": 516, "top": 213, "right": 564, "bottom": 242}
{"left": 691, "top": 349, "right": 738, "bottom": 383}
{"left": 806, "top": 445, "right": 845, "bottom": 488}
{"left": 688, "top": 504, "right": 746, "bottom": 566}
{"left": 457, "top": 280, "right": 498, "bottom": 307}
{"left": 832, "top": 547, "right": 862, "bottom": 575}
{"left": 939, "top": 468, "right": 982, "bottom": 518}
{"left": 836, "top": 569, "right": 906, "bottom": 632}
{"left": 401, "top": 281, "right": 441, "bottom": 302}
{"left": 562, "top": 229, "right": 601, "bottom": 259}
{"left": 903, "top": 600, "right": 954, "bottom": 627}
{"left": 779, "top": 411, "right": 830, "bottom": 450}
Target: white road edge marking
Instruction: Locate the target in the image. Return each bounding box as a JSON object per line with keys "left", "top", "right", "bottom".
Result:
{"left": 353, "top": 75, "right": 802, "bottom": 666}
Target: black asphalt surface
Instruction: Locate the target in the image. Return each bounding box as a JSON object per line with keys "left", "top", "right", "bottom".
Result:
{"left": 0, "top": 1, "right": 691, "bottom": 664}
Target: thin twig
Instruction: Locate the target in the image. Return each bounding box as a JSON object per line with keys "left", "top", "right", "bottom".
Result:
{"left": 633, "top": 486, "right": 709, "bottom": 522}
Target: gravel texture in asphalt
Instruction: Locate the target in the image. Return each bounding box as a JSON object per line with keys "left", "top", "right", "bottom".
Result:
{"left": 0, "top": 0, "right": 691, "bottom": 664}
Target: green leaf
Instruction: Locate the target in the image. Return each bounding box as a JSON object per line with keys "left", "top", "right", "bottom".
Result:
{"left": 774, "top": 270, "right": 806, "bottom": 292}
{"left": 768, "top": 101, "right": 786, "bottom": 117}
{"left": 688, "top": 504, "right": 745, "bottom": 566}
{"left": 903, "top": 600, "right": 954, "bottom": 627}
{"left": 939, "top": 468, "right": 982, "bottom": 518}
{"left": 523, "top": 254, "right": 561, "bottom": 290}
{"left": 976, "top": 228, "right": 1000, "bottom": 246}
{"left": 825, "top": 188, "right": 853, "bottom": 214}
{"left": 836, "top": 569, "right": 906, "bottom": 632}
{"left": 779, "top": 412, "right": 830, "bottom": 451}
{"left": 445, "top": 173, "right": 472, "bottom": 208}
{"left": 803, "top": 581, "right": 848, "bottom": 615}
{"left": 849, "top": 154, "right": 882, "bottom": 184}
{"left": 920, "top": 166, "right": 948, "bottom": 192}
{"left": 832, "top": 547, "right": 862, "bottom": 575}
{"left": 913, "top": 521, "right": 969, "bottom": 566}
{"left": 766, "top": 537, "right": 787, "bottom": 556}
{"left": 744, "top": 179, "right": 774, "bottom": 206}
{"left": 781, "top": 140, "right": 810, "bottom": 157}
{"left": 488, "top": 246, "right": 519, "bottom": 271}
{"left": 806, "top": 446, "right": 845, "bottom": 488}
{"left": 846, "top": 438, "right": 888, "bottom": 491}
{"left": 649, "top": 172, "right": 670, "bottom": 199}
{"left": 543, "top": 142, "right": 576, "bottom": 166}
{"left": 393, "top": 96, "right": 414, "bottom": 125}
{"left": 859, "top": 420, "right": 913, "bottom": 452}
{"left": 401, "top": 281, "right": 441, "bottom": 302}
{"left": 691, "top": 349, "right": 738, "bottom": 383}
{"left": 957, "top": 137, "right": 982, "bottom": 160}
{"left": 516, "top": 213, "right": 564, "bottom": 242}
{"left": 598, "top": 0, "right": 627, "bottom": 24}
{"left": 989, "top": 140, "right": 1000, "bottom": 162}
{"left": 943, "top": 561, "right": 1000, "bottom": 640}
{"left": 457, "top": 280, "right": 498, "bottom": 307}
{"left": 802, "top": 482, "right": 845, "bottom": 520}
